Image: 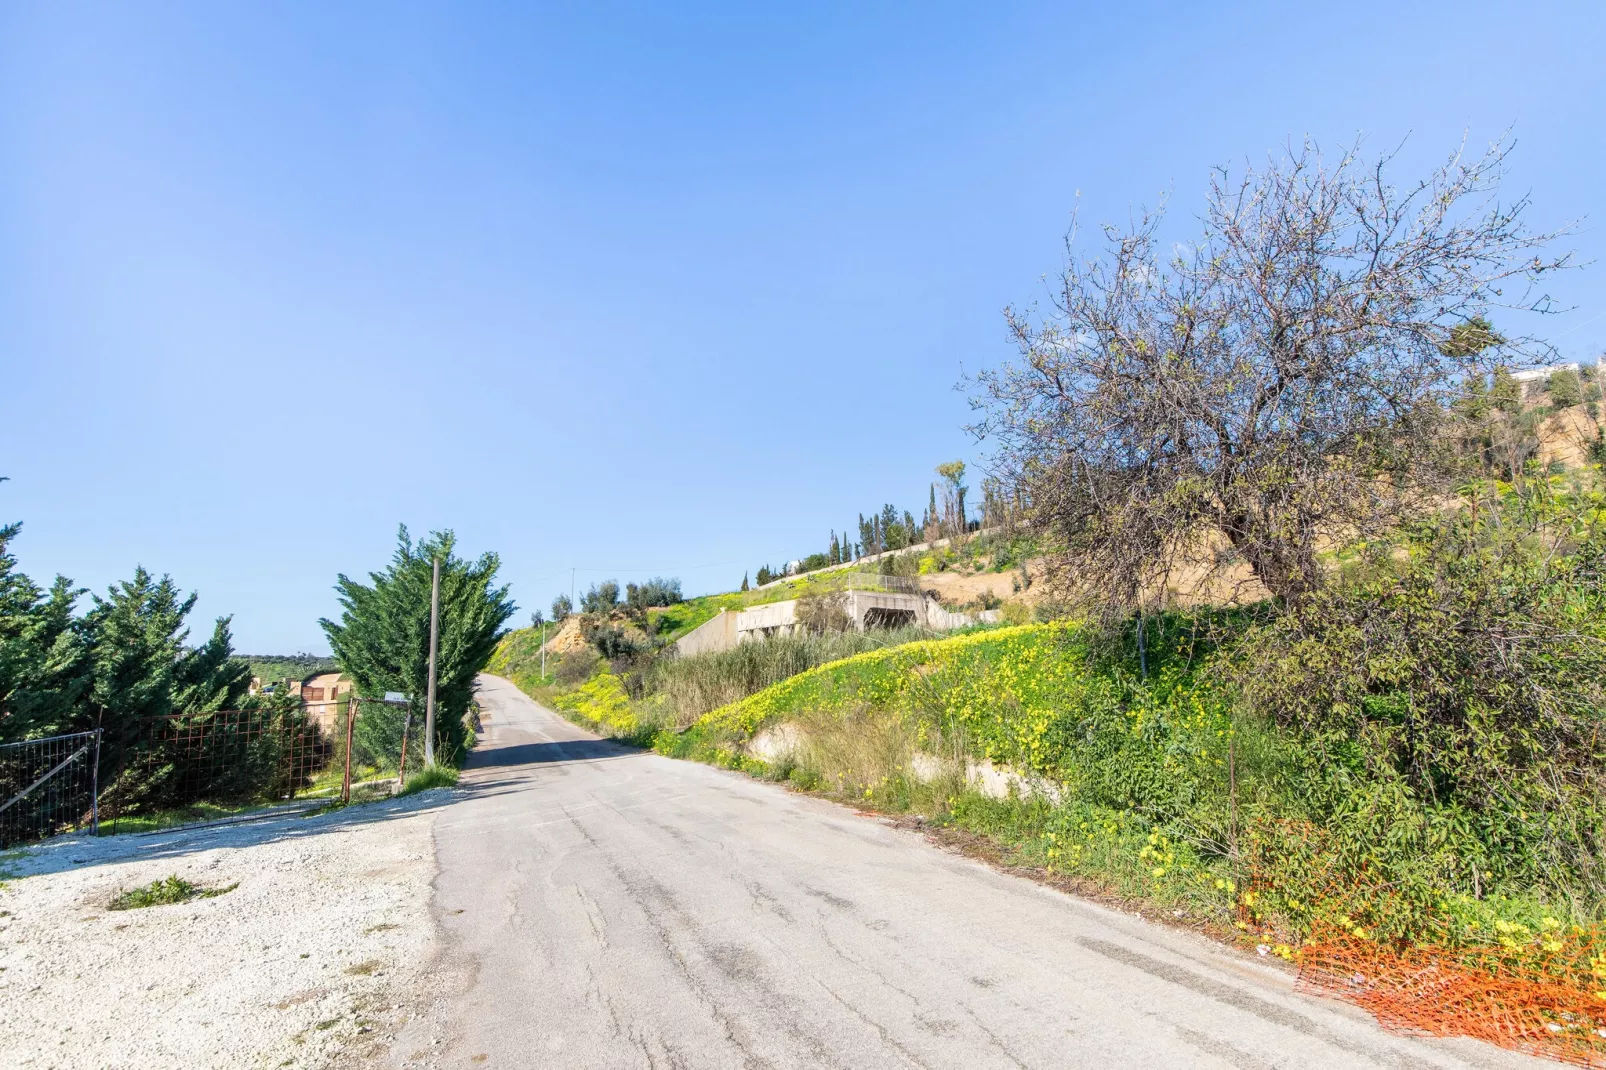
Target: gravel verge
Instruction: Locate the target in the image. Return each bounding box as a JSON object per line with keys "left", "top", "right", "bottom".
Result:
{"left": 0, "top": 789, "right": 454, "bottom": 1070}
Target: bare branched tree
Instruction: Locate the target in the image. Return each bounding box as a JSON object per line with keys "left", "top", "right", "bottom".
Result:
{"left": 970, "top": 137, "right": 1571, "bottom": 607}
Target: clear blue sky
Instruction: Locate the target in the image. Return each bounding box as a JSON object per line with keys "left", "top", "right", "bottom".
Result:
{"left": 3, "top": 2, "right": 1602, "bottom": 654}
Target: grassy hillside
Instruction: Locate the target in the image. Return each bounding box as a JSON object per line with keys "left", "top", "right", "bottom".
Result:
{"left": 675, "top": 621, "right": 1257, "bottom": 930}
{"left": 646, "top": 590, "right": 747, "bottom": 641}
{"left": 489, "top": 619, "right": 965, "bottom": 737}
{"left": 548, "top": 558, "right": 1029, "bottom": 649}
{"left": 492, "top": 474, "right": 1606, "bottom": 1059}
{"left": 242, "top": 654, "right": 337, "bottom": 684}
{"left": 671, "top": 610, "right": 1603, "bottom": 965}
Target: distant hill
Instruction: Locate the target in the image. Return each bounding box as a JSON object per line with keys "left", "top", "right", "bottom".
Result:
{"left": 242, "top": 654, "right": 338, "bottom": 684}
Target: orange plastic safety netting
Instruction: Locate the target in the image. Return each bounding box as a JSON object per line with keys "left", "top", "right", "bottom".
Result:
{"left": 1297, "top": 925, "right": 1606, "bottom": 1066}
{"left": 1237, "top": 819, "right": 1606, "bottom": 1065}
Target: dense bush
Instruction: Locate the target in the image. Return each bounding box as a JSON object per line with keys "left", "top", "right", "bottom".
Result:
{"left": 581, "top": 580, "right": 620, "bottom": 615}
{"left": 1549, "top": 368, "right": 1584, "bottom": 408}
{"left": 554, "top": 648, "right": 600, "bottom": 687}
{"left": 1242, "top": 485, "right": 1606, "bottom": 912}
{"left": 585, "top": 621, "right": 648, "bottom": 661}
{"left": 793, "top": 590, "right": 852, "bottom": 634}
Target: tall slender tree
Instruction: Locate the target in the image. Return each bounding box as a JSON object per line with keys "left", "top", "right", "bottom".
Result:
{"left": 322, "top": 527, "right": 514, "bottom": 763}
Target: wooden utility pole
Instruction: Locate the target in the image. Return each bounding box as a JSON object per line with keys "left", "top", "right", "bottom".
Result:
{"left": 424, "top": 557, "right": 441, "bottom": 767}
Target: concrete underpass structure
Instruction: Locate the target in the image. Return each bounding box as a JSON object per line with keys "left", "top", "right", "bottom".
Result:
{"left": 675, "top": 577, "right": 986, "bottom": 657}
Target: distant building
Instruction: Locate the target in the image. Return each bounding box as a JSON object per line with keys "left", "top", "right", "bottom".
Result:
{"left": 1511, "top": 363, "right": 1581, "bottom": 396}
{"left": 300, "top": 671, "right": 351, "bottom": 730}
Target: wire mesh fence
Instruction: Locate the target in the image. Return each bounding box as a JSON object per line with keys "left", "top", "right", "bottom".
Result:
{"left": 0, "top": 730, "right": 101, "bottom": 848}
{"left": 1, "top": 697, "right": 425, "bottom": 844}
{"left": 99, "top": 706, "right": 334, "bottom": 832}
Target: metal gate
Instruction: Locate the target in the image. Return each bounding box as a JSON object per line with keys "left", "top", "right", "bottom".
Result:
{"left": 0, "top": 730, "right": 100, "bottom": 848}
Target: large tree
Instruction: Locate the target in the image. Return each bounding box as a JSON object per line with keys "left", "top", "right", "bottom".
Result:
{"left": 86, "top": 567, "right": 253, "bottom": 783}
{"left": 321, "top": 527, "right": 514, "bottom": 763}
{"left": 0, "top": 522, "right": 89, "bottom": 742}
{"left": 971, "top": 138, "right": 1569, "bottom": 606}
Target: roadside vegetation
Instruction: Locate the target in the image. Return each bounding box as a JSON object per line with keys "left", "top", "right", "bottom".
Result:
{"left": 677, "top": 472, "right": 1606, "bottom": 943}
{"left": 108, "top": 874, "right": 238, "bottom": 911}
{"left": 501, "top": 136, "right": 1606, "bottom": 1059}
{"left": 398, "top": 763, "right": 459, "bottom": 796}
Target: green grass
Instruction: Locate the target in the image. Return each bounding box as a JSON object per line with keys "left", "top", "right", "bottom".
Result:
{"left": 101, "top": 800, "right": 272, "bottom": 835}
{"left": 647, "top": 624, "right": 956, "bottom": 728}
{"left": 647, "top": 591, "right": 748, "bottom": 641}
{"left": 399, "top": 763, "right": 459, "bottom": 795}
{"left": 305, "top": 760, "right": 395, "bottom": 797}
{"left": 108, "top": 874, "right": 238, "bottom": 910}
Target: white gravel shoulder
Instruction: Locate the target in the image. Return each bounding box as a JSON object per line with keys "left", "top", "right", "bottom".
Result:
{"left": 0, "top": 788, "right": 456, "bottom": 1070}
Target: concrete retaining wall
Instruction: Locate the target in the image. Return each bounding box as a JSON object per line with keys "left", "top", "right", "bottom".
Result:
{"left": 674, "top": 592, "right": 982, "bottom": 658}
{"left": 675, "top": 609, "right": 740, "bottom": 658}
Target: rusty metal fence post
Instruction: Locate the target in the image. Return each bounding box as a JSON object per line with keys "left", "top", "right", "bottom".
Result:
{"left": 341, "top": 697, "right": 357, "bottom": 803}
{"left": 396, "top": 706, "right": 412, "bottom": 790}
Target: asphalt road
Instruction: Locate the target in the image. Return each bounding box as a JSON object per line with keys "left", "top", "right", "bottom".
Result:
{"left": 411, "top": 674, "right": 1545, "bottom": 1069}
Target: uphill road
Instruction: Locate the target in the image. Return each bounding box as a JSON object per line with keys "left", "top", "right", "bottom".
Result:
{"left": 393, "top": 673, "right": 1545, "bottom": 1070}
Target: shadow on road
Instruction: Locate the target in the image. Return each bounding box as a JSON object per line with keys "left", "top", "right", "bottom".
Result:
{"left": 464, "top": 737, "right": 643, "bottom": 772}
{"left": 6, "top": 786, "right": 490, "bottom": 880}
{"left": 12, "top": 698, "right": 649, "bottom": 880}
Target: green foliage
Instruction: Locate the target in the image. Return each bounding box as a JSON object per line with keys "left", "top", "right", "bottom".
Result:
{"left": 243, "top": 654, "right": 336, "bottom": 686}
{"left": 648, "top": 626, "right": 939, "bottom": 728}
{"left": 399, "top": 763, "right": 459, "bottom": 795}
{"left": 696, "top": 493, "right": 1606, "bottom": 943}
{"left": 1241, "top": 483, "right": 1606, "bottom": 911}
{"left": 349, "top": 699, "right": 414, "bottom": 774}
{"left": 1549, "top": 367, "right": 1584, "bottom": 408}
{"left": 1491, "top": 366, "right": 1524, "bottom": 414}
{"left": 2, "top": 517, "right": 279, "bottom": 819}
{"left": 108, "top": 875, "right": 237, "bottom": 910}
{"left": 585, "top": 620, "right": 648, "bottom": 661}
{"left": 1439, "top": 316, "right": 1504, "bottom": 359}
{"left": 551, "top": 593, "right": 572, "bottom": 620}
{"left": 645, "top": 590, "right": 747, "bottom": 642}
{"left": 0, "top": 524, "right": 89, "bottom": 741}
{"left": 625, "top": 577, "right": 682, "bottom": 612}
{"left": 581, "top": 580, "right": 619, "bottom": 615}
{"left": 552, "top": 671, "right": 644, "bottom": 738}
{"left": 321, "top": 526, "right": 515, "bottom": 764}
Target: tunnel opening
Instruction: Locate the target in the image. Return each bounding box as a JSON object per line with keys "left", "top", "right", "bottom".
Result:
{"left": 863, "top": 607, "right": 916, "bottom": 630}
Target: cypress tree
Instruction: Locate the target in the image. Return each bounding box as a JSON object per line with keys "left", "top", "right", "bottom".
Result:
{"left": 322, "top": 526, "right": 515, "bottom": 764}
{"left": 0, "top": 522, "right": 90, "bottom": 743}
